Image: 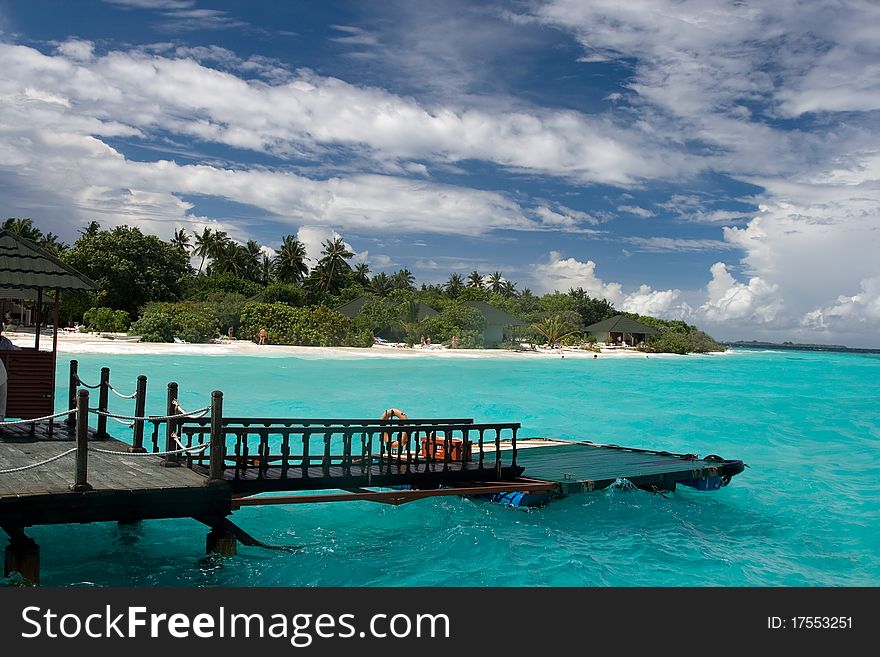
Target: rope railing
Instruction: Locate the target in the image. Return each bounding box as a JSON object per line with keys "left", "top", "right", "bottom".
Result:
{"left": 0, "top": 409, "right": 77, "bottom": 426}
{"left": 0, "top": 448, "right": 78, "bottom": 474}
{"left": 109, "top": 385, "right": 138, "bottom": 399}
{"left": 73, "top": 374, "right": 102, "bottom": 390}
{"left": 92, "top": 441, "right": 208, "bottom": 457}
{"left": 87, "top": 406, "right": 211, "bottom": 422}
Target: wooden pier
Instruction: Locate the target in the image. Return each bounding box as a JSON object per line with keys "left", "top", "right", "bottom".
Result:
{"left": 0, "top": 362, "right": 745, "bottom": 585}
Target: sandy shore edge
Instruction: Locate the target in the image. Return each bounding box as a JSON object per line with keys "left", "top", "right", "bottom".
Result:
{"left": 4, "top": 329, "right": 733, "bottom": 360}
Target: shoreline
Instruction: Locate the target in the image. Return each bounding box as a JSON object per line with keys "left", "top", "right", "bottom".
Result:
{"left": 4, "top": 329, "right": 733, "bottom": 360}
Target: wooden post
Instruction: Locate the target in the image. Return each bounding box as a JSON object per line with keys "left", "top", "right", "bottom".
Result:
{"left": 67, "top": 359, "right": 78, "bottom": 429}
{"left": 130, "top": 375, "right": 147, "bottom": 453}
{"left": 34, "top": 288, "right": 42, "bottom": 351}
{"left": 205, "top": 524, "right": 237, "bottom": 556}
{"left": 96, "top": 366, "right": 110, "bottom": 439}
{"left": 4, "top": 529, "right": 40, "bottom": 586}
{"left": 71, "top": 389, "right": 93, "bottom": 491}
{"left": 208, "top": 390, "right": 224, "bottom": 483}
{"left": 161, "top": 382, "right": 180, "bottom": 467}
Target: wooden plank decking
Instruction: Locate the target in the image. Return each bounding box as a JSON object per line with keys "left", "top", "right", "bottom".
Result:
{"left": 0, "top": 423, "right": 229, "bottom": 526}
{"left": 511, "top": 439, "right": 734, "bottom": 493}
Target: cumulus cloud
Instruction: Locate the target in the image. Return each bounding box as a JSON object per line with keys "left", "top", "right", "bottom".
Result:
{"left": 801, "top": 276, "right": 880, "bottom": 331}
{"left": 530, "top": 251, "right": 623, "bottom": 302}
{"left": 699, "top": 262, "right": 780, "bottom": 323}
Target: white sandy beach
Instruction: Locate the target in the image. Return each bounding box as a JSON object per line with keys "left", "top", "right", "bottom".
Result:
{"left": 4, "top": 329, "right": 732, "bottom": 359}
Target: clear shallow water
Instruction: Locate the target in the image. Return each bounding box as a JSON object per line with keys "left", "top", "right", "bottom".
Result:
{"left": 10, "top": 349, "right": 880, "bottom": 587}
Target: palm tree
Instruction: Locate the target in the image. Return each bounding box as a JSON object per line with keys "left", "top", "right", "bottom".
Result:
{"left": 467, "top": 270, "right": 484, "bottom": 288}
{"left": 314, "top": 237, "right": 354, "bottom": 293}
{"left": 500, "top": 280, "right": 518, "bottom": 298}
{"left": 40, "top": 232, "right": 68, "bottom": 256}
{"left": 193, "top": 227, "right": 214, "bottom": 275}
{"left": 273, "top": 235, "right": 309, "bottom": 284}
{"left": 444, "top": 273, "right": 465, "bottom": 298}
{"left": 397, "top": 298, "right": 424, "bottom": 346}
{"left": 370, "top": 272, "right": 392, "bottom": 297}
{"left": 354, "top": 262, "right": 371, "bottom": 286}
{"left": 390, "top": 268, "right": 415, "bottom": 291}
{"left": 531, "top": 315, "right": 579, "bottom": 347}
{"left": 79, "top": 220, "right": 101, "bottom": 238}
{"left": 260, "top": 255, "right": 274, "bottom": 285}
{"left": 2, "top": 218, "right": 43, "bottom": 242}
{"left": 171, "top": 228, "right": 191, "bottom": 254}
{"left": 487, "top": 271, "right": 504, "bottom": 294}
{"left": 243, "top": 240, "right": 263, "bottom": 281}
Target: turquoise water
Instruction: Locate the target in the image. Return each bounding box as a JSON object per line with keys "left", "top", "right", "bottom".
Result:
{"left": 12, "top": 349, "right": 880, "bottom": 586}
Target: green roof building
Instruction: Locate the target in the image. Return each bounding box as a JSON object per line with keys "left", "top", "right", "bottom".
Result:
{"left": 462, "top": 301, "right": 526, "bottom": 347}
{"left": 584, "top": 315, "right": 659, "bottom": 346}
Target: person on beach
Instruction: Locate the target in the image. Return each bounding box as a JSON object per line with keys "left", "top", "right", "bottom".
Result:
{"left": 451, "top": 335, "right": 459, "bottom": 349}
{"left": 426, "top": 336, "right": 431, "bottom": 346}
{"left": 258, "top": 328, "right": 267, "bottom": 345}
{"left": 420, "top": 335, "right": 426, "bottom": 347}
{"left": 227, "top": 326, "right": 234, "bottom": 338}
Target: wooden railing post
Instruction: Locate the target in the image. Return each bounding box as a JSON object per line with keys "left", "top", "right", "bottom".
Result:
{"left": 208, "top": 390, "right": 224, "bottom": 483}
{"left": 67, "top": 359, "right": 78, "bottom": 429}
{"left": 71, "top": 390, "right": 92, "bottom": 491}
{"left": 130, "top": 375, "right": 147, "bottom": 453}
{"left": 161, "top": 382, "right": 180, "bottom": 467}
{"left": 96, "top": 367, "right": 110, "bottom": 439}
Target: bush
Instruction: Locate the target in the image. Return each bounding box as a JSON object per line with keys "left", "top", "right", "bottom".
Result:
{"left": 239, "top": 302, "right": 371, "bottom": 347}
{"left": 261, "top": 283, "right": 307, "bottom": 307}
{"left": 83, "top": 306, "right": 131, "bottom": 332}
{"left": 185, "top": 273, "right": 262, "bottom": 300}
{"left": 419, "top": 304, "right": 485, "bottom": 345}
{"left": 130, "top": 302, "right": 219, "bottom": 343}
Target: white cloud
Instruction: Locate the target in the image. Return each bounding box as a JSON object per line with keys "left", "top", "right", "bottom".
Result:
{"left": 0, "top": 42, "right": 681, "bottom": 187}
{"left": 801, "top": 276, "right": 880, "bottom": 331}
{"left": 617, "top": 204, "right": 654, "bottom": 218}
{"left": 624, "top": 236, "right": 732, "bottom": 253}
{"left": 55, "top": 39, "right": 95, "bottom": 62}
{"left": 621, "top": 285, "right": 692, "bottom": 319}
{"left": 530, "top": 251, "right": 623, "bottom": 303}
{"left": 700, "top": 262, "right": 780, "bottom": 323}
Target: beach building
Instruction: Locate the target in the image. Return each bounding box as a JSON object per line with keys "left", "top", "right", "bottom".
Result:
{"left": 0, "top": 229, "right": 98, "bottom": 419}
{"left": 335, "top": 295, "right": 439, "bottom": 322}
{"left": 584, "top": 315, "right": 658, "bottom": 346}
{"left": 462, "top": 301, "right": 526, "bottom": 347}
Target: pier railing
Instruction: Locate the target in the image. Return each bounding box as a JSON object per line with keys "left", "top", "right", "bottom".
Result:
{"left": 58, "top": 363, "right": 522, "bottom": 491}
{"left": 178, "top": 415, "right": 520, "bottom": 483}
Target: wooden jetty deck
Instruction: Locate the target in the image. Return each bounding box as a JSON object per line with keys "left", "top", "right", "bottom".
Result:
{"left": 509, "top": 438, "right": 745, "bottom": 494}
{"left": 0, "top": 422, "right": 229, "bottom": 528}
{"left": 0, "top": 363, "right": 746, "bottom": 584}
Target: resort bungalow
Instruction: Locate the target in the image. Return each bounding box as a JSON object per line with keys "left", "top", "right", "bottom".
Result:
{"left": 585, "top": 315, "right": 658, "bottom": 347}
{"left": 0, "top": 229, "right": 99, "bottom": 420}
{"left": 462, "top": 301, "right": 526, "bottom": 348}
{"left": 335, "top": 295, "right": 439, "bottom": 322}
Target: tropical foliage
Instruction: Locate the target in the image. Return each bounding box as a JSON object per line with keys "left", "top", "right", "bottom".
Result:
{"left": 4, "top": 219, "right": 726, "bottom": 354}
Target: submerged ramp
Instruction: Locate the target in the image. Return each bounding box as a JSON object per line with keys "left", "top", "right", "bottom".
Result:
{"left": 505, "top": 438, "right": 745, "bottom": 494}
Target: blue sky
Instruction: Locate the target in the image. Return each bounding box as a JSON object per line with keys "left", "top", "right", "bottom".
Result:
{"left": 1, "top": 0, "right": 879, "bottom": 346}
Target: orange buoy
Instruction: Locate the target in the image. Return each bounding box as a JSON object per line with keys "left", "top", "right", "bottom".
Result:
{"left": 380, "top": 408, "right": 409, "bottom": 448}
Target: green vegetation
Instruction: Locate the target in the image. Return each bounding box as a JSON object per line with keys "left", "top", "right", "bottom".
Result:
{"left": 239, "top": 303, "right": 372, "bottom": 347}
{"left": 82, "top": 307, "right": 131, "bottom": 333}
{"left": 627, "top": 315, "right": 725, "bottom": 354}
{"left": 6, "top": 218, "right": 725, "bottom": 353}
